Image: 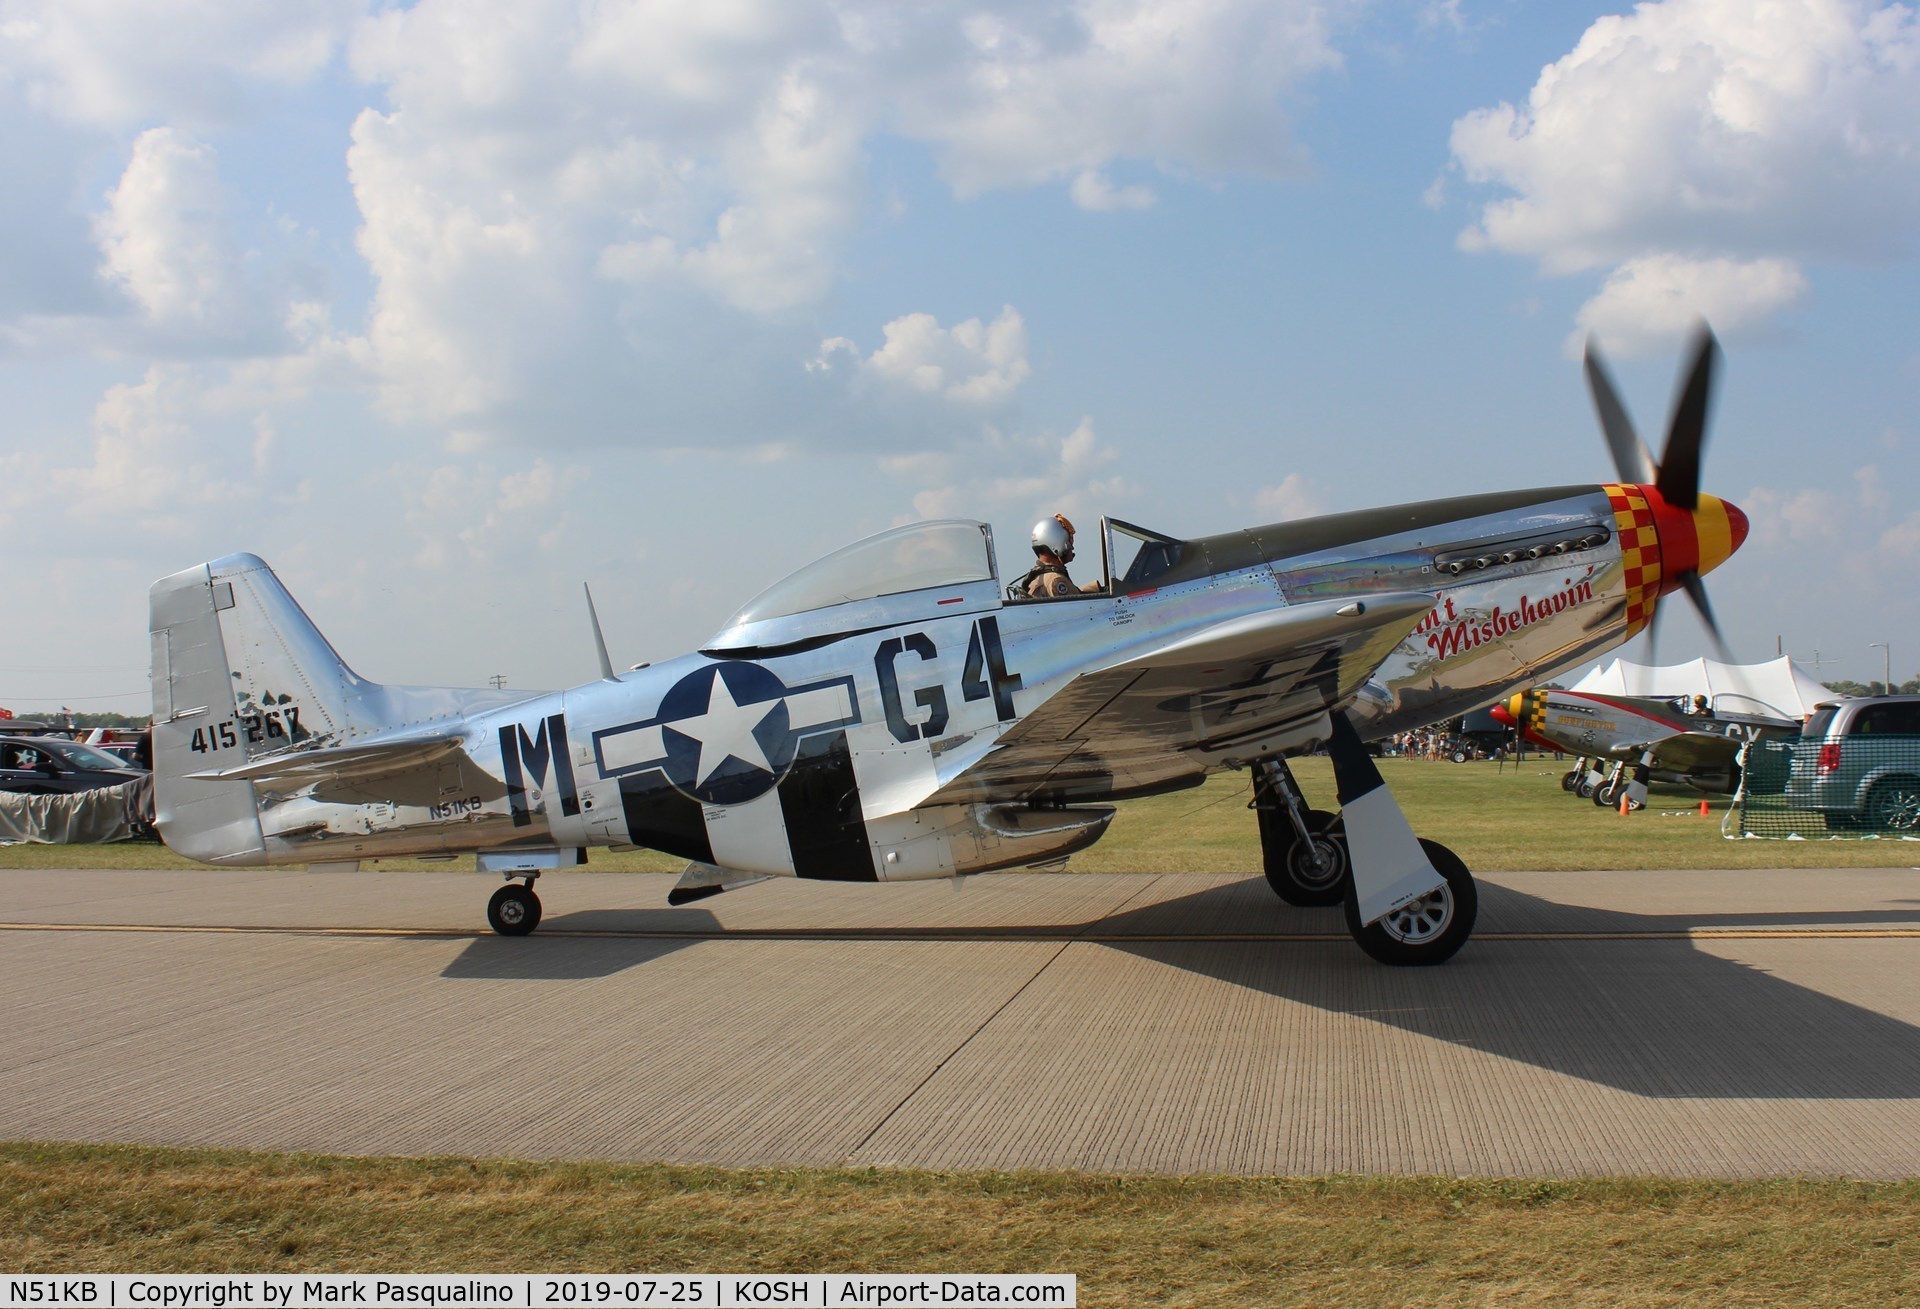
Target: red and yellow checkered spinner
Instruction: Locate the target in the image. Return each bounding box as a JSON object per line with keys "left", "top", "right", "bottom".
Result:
{"left": 1602, "top": 482, "right": 1749, "bottom": 639}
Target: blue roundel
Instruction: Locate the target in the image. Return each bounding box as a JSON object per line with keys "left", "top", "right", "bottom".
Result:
{"left": 654, "top": 662, "right": 796, "bottom": 806}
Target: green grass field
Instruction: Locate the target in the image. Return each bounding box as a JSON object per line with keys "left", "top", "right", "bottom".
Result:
{"left": 6, "top": 757, "right": 1914, "bottom": 874}
{"left": 7, "top": 761, "right": 1918, "bottom": 1300}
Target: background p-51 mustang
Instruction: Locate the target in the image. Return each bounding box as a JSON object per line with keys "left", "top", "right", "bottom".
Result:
{"left": 1492, "top": 686, "right": 1772, "bottom": 810}
{"left": 1489, "top": 687, "right": 1751, "bottom": 809}
{"left": 147, "top": 331, "right": 1747, "bottom": 965}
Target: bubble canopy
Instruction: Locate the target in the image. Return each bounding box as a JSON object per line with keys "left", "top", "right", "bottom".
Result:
{"left": 717, "top": 519, "right": 999, "bottom": 633}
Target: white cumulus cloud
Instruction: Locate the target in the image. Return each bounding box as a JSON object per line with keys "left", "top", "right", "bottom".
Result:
{"left": 5, "top": 0, "right": 1367, "bottom": 459}
{"left": 0, "top": 0, "right": 361, "bottom": 127}
{"left": 1070, "top": 168, "right": 1157, "bottom": 211}
{"left": 819, "top": 306, "right": 1032, "bottom": 405}
{"left": 335, "top": 0, "right": 1358, "bottom": 447}
{"left": 1253, "top": 472, "right": 1325, "bottom": 521}
{"left": 52, "top": 365, "right": 267, "bottom": 534}
{"left": 1569, "top": 254, "right": 1808, "bottom": 357}
{"left": 896, "top": 417, "right": 1135, "bottom": 534}
{"left": 1448, "top": 0, "right": 1920, "bottom": 350}
{"left": 94, "top": 129, "right": 267, "bottom": 342}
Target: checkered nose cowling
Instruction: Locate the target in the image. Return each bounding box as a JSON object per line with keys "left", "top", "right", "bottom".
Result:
{"left": 1604, "top": 483, "right": 1750, "bottom": 637}
{"left": 1490, "top": 691, "right": 1546, "bottom": 744}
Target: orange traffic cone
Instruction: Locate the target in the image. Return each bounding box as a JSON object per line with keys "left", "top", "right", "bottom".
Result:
{"left": 1699, "top": 799, "right": 1711, "bottom": 817}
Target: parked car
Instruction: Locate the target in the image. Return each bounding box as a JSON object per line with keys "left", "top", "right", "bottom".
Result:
{"left": 1785, "top": 695, "right": 1920, "bottom": 831}
{"left": 0, "top": 735, "right": 148, "bottom": 796}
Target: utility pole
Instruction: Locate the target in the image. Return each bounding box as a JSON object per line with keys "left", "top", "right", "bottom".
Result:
{"left": 489, "top": 674, "right": 507, "bottom": 690}
{"left": 1870, "top": 643, "right": 1890, "bottom": 695}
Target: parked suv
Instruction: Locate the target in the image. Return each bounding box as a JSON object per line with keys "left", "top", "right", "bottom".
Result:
{"left": 1785, "top": 696, "right": 1920, "bottom": 831}
{"left": 0, "top": 735, "right": 147, "bottom": 796}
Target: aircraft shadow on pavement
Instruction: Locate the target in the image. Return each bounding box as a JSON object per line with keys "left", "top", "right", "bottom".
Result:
{"left": 1101, "top": 879, "right": 1920, "bottom": 1102}
{"left": 438, "top": 907, "right": 721, "bottom": 980}
{"left": 432, "top": 878, "right": 1920, "bottom": 1100}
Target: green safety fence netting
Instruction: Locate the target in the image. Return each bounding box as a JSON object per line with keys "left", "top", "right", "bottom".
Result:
{"left": 1731, "top": 735, "right": 1920, "bottom": 840}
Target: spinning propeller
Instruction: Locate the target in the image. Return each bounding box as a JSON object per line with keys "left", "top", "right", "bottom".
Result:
{"left": 1583, "top": 325, "right": 1747, "bottom": 663}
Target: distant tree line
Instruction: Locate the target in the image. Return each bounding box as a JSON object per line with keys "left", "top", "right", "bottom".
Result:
{"left": 1822, "top": 678, "right": 1920, "bottom": 698}
{"left": 0, "top": 710, "right": 150, "bottom": 731}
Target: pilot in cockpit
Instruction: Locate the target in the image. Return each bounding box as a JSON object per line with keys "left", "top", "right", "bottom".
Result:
{"left": 1022, "top": 514, "right": 1102, "bottom": 599}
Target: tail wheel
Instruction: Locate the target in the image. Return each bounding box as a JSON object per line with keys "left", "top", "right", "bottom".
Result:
{"left": 1263, "top": 808, "right": 1348, "bottom": 907}
{"left": 487, "top": 884, "right": 542, "bottom": 936}
{"left": 1343, "top": 838, "right": 1477, "bottom": 966}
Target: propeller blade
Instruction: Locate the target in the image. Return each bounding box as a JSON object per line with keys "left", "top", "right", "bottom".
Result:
{"left": 1654, "top": 324, "right": 1719, "bottom": 511}
{"left": 1584, "top": 338, "right": 1657, "bottom": 486}
{"left": 1679, "top": 570, "right": 1734, "bottom": 661}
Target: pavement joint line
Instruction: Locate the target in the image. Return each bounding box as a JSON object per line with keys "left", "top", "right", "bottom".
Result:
{"left": 839, "top": 873, "right": 1175, "bottom": 1164}
{"left": 3, "top": 922, "right": 1920, "bottom": 942}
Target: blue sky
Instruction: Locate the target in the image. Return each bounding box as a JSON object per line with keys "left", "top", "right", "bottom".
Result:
{"left": 2, "top": 0, "right": 1917, "bottom": 716}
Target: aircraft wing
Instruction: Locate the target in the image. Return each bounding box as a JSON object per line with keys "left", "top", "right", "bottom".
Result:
{"left": 920, "top": 592, "right": 1436, "bottom": 806}
{"left": 185, "top": 729, "right": 470, "bottom": 791}
{"left": 1647, "top": 729, "right": 1742, "bottom": 775}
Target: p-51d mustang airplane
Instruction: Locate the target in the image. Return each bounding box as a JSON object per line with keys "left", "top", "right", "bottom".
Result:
{"left": 1497, "top": 687, "right": 1758, "bottom": 809}
{"left": 1491, "top": 687, "right": 1758, "bottom": 811}
{"left": 147, "top": 330, "right": 1748, "bottom": 965}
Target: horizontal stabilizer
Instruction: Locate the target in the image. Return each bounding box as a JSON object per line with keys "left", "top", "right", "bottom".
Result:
{"left": 185, "top": 730, "right": 467, "bottom": 789}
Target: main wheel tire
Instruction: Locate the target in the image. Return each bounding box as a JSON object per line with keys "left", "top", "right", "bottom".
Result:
{"left": 1560, "top": 770, "right": 1579, "bottom": 792}
{"left": 1343, "top": 837, "right": 1477, "bottom": 966}
{"left": 1576, "top": 778, "right": 1597, "bottom": 799}
{"left": 1867, "top": 778, "right": 1920, "bottom": 832}
{"left": 487, "top": 884, "right": 542, "bottom": 936}
{"left": 1594, "top": 776, "right": 1622, "bottom": 807}
{"left": 1263, "top": 808, "right": 1350, "bottom": 906}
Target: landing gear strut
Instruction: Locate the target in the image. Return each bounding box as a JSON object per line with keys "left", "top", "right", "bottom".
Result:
{"left": 1252, "top": 758, "right": 1349, "bottom": 906}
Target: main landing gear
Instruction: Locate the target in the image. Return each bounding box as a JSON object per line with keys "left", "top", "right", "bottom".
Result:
{"left": 1252, "top": 761, "right": 1348, "bottom": 907}
{"left": 1566, "top": 754, "right": 1653, "bottom": 813}
{"left": 1252, "top": 719, "right": 1477, "bottom": 966}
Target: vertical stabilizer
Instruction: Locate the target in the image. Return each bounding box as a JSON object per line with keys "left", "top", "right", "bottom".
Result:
{"left": 149, "top": 557, "right": 272, "bottom": 863}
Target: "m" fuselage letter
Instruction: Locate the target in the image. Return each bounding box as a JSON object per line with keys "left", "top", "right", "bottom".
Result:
{"left": 500, "top": 713, "right": 581, "bottom": 828}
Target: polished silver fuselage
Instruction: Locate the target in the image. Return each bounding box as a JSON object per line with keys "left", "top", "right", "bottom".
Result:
{"left": 194, "top": 484, "right": 1637, "bottom": 877}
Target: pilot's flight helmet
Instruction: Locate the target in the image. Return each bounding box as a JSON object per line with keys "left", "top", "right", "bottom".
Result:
{"left": 1031, "top": 514, "right": 1076, "bottom": 563}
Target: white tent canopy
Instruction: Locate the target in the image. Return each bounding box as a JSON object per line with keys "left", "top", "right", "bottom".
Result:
{"left": 1569, "top": 656, "right": 1837, "bottom": 722}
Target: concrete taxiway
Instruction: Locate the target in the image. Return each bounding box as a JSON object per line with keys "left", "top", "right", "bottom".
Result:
{"left": 5, "top": 863, "right": 1920, "bottom": 1177}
